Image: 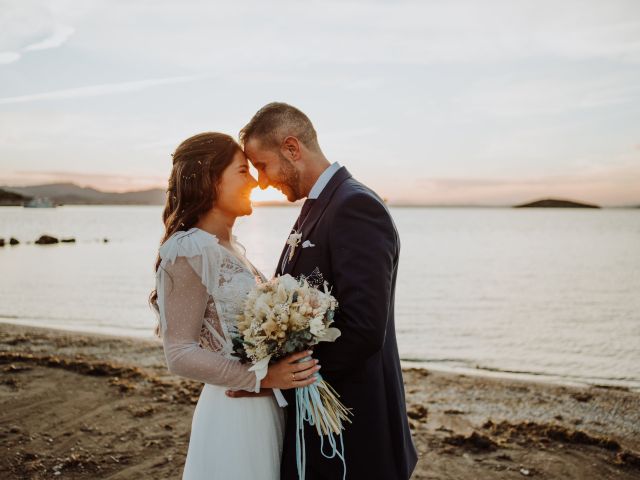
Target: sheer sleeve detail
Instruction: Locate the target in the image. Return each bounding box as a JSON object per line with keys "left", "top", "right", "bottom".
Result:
{"left": 155, "top": 228, "right": 262, "bottom": 392}
{"left": 159, "top": 228, "right": 222, "bottom": 297}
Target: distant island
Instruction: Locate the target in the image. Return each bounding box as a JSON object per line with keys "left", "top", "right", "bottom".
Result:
{"left": 514, "top": 198, "right": 601, "bottom": 209}
{"left": 0, "top": 183, "right": 165, "bottom": 206}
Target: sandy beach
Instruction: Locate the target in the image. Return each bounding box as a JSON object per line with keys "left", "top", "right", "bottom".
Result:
{"left": 1, "top": 323, "right": 638, "bottom": 480}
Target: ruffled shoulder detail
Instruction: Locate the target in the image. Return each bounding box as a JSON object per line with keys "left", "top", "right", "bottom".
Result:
{"left": 159, "top": 228, "right": 219, "bottom": 263}
{"left": 158, "top": 228, "right": 222, "bottom": 296}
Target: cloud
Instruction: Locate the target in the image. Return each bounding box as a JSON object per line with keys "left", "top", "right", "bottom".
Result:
{"left": 24, "top": 24, "right": 75, "bottom": 51}
{"left": 456, "top": 74, "right": 640, "bottom": 118}
{"left": 2, "top": 0, "right": 639, "bottom": 72}
{"left": 0, "top": 74, "right": 211, "bottom": 105}
{"left": 0, "top": 52, "right": 21, "bottom": 64}
{"left": 0, "top": 0, "right": 91, "bottom": 66}
{"left": 33, "top": 0, "right": 635, "bottom": 73}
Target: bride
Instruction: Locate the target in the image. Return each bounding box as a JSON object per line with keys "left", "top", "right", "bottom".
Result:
{"left": 150, "top": 132, "right": 320, "bottom": 479}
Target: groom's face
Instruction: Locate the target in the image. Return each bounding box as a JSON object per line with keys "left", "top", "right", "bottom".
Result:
{"left": 244, "top": 138, "right": 302, "bottom": 202}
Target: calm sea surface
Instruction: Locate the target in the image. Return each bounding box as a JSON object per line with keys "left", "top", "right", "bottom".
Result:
{"left": 1, "top": 206, "right": 638, "bottom": 390}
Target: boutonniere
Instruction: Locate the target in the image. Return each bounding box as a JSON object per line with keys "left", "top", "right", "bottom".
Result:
{"left": 287, "top": 231, "right": 303, "bottom": 261}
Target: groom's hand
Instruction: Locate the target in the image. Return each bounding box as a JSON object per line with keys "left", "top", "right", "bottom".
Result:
{"left": 225, "top": 388, "right": 273, "bottom": 398}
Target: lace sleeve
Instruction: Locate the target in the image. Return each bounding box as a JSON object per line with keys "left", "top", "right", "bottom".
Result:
{"left": 158, "top": 256, "right": 259, "bottom": 391}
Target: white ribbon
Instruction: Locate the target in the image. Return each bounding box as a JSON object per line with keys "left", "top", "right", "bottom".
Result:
{"left": 273, "top": 388, "right": 288, "bottom": 407}
{"left": 248, "top": 355, "right": 270, "bottom": 393}
{"left": 248, "top": 355, "right": 289, "bottom": 406}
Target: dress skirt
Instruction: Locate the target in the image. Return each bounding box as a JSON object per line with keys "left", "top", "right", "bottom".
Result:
{"left": 183, "top": 384, "right": 285, "bottom": 480}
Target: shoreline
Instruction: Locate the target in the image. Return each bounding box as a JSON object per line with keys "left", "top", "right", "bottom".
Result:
{"left": 2, "top": 324, "right": 640, "bottom": 479}
{"left": 402, "top": 360, "right": 640, "bottom": 394}
{"left": 3, "top": 319, "right": 637, "bottom": 394}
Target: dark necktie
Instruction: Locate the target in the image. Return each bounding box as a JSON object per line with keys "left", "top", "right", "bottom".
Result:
{"left": 294, "top": 198, "right": 316, "bottom": 230}
{"left": 282, "top": 198, "right": 317, "bottom": 272}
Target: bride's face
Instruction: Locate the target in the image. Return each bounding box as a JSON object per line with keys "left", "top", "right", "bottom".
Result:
{"left": 215, "top": 150, "right": 258, "bottom": 217}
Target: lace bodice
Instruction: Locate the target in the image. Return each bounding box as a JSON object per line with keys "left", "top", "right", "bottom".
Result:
{"left": 156, "top": 228, "right": 265, "bottom": 392}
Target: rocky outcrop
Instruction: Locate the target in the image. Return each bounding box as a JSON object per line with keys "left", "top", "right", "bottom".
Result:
{"left": 35, "top": 235, "right": 59, "bottom": 245}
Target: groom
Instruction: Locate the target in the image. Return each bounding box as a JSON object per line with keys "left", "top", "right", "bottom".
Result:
{"left": 237, "top": 102, "right": 417, "bottom": 479}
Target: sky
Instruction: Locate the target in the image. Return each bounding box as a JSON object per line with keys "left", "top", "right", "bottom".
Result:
{"left": 1, "top": 0, "right": 639, "bottom": 206}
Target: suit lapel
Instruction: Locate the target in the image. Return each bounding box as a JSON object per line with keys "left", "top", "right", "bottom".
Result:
{"left": 281, "top": 167, "right": 352, "bottom": 275}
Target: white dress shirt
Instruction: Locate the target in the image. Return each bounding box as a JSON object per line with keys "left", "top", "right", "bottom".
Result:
{"left": 307, "top": 162, "right": 341, "bottom": 199}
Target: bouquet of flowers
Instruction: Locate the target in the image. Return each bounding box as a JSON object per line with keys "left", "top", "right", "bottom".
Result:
{"left": 233, "top": 273, "right": 351, "bottom": 478}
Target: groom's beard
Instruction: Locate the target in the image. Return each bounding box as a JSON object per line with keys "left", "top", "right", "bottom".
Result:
{"left": 277, "top": 154, "right": 302, "bottom": 202}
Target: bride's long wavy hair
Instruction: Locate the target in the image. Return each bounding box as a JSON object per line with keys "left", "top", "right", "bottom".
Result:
{"left": 149, "top": 132, "right": 241, "bottom": 332}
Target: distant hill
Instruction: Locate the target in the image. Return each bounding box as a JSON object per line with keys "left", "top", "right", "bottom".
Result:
{"left": 0, "top": 183, "right": 165, "bottom": 205}
{"left": 514, "top": 198, "right": 600, "bottom": 209}
{"left": 0, "top": 188, "right": 31, "bottom": 206}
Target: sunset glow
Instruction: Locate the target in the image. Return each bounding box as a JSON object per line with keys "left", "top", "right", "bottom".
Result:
{"left": 1, "top": 1, "right": 639, "bottom": 206}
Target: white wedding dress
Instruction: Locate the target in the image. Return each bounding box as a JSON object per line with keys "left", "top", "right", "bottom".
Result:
{"left": 156, "top": 227, "right": 284, "bottom": 479}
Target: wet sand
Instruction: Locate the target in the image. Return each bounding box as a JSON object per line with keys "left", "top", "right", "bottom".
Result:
{"left": 1, "top": 324, "right": 639, "bottom": 479}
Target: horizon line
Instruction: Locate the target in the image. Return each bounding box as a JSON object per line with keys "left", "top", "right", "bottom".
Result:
{"left": 2, "top": 182, "right": 639, "bottom": 209}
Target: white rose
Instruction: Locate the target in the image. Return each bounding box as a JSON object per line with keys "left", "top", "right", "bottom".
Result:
{"left": 309, "top": 316, "right": 325, "bottom": 336}
{"left": 278, "top": 274, "right": 299, "bottom": 292}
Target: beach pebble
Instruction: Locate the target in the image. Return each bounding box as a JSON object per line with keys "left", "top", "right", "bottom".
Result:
{"left": 131, "top": 405, "right": 155, "bottom": 417}
{"left": 407, "top": 404, "right": 428, "bottom": 420}
{"left": 444, "top": 409, "right": 466, "bottom": 415}
{"left": 571, "top": 392, "right": 593, "bottom": 402}
{"left": 519, "top": 467, "right": 531, "bottom": 476}
{"left": 444, "top": 432, "right": 498, "bottom": 453}
{"left": 2, "top": 377, "right": 19, "bottom": 388}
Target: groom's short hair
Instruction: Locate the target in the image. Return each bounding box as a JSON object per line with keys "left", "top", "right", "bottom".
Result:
{"left": 239, "top": 102, "right": 320, "bottom": 152}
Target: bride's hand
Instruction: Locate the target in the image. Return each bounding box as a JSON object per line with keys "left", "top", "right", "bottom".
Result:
{"left": 262, "top": 350, "right": 320, "bottom": 390}
{"left": 225, "top": 351, "right": 320, "bottom": 398}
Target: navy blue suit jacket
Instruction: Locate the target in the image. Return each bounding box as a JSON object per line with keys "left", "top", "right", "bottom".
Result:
{"left": 277, "top": 167, "right": 417, "bottom": 480}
